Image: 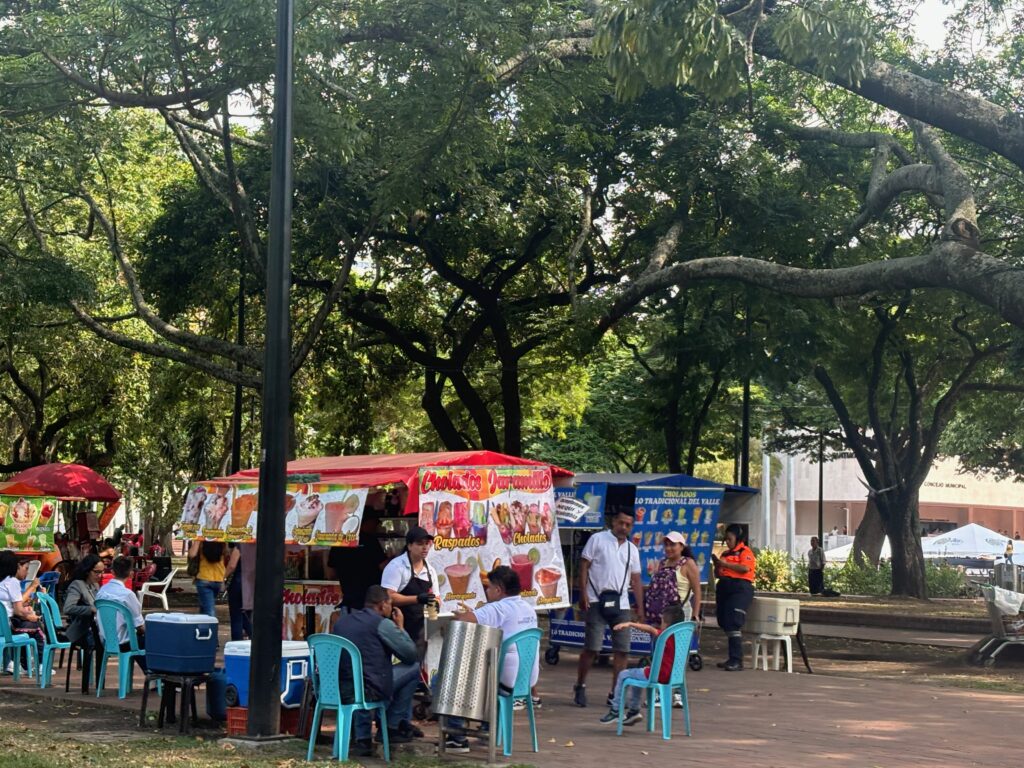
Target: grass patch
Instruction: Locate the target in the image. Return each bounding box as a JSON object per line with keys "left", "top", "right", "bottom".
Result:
{"left": 0, "top": 716, "right": 533, "bottom": 768}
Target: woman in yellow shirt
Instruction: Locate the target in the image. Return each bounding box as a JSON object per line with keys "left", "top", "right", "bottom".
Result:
{"left": 189, "top": 540, "right": 227, "bottom": 617}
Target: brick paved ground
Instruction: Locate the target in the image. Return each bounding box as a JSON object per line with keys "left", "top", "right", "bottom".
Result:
{"left": 3, "top": 635, "right": 1020, "bottom": 768}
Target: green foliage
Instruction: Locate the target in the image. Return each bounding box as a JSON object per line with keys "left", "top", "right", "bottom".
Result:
{"left": 753, "top": 548, "right": 795, "bottom": 592}
{"left": 753, "top": 550, "right": 974, "bottom": 598}
{"left": 769, "top": 1, "right": 873, "bottom": 85}
{"left": 594, "top": 0, "right": 874, "bottom": 101}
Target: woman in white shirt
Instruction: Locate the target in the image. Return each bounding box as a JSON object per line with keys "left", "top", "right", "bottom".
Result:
{"left": 0, "top": 550, "right": 44, "bottom": 670}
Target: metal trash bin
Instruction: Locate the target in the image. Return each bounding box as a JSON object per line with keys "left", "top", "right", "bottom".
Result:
{"left": 433, "top": 621, "right": 503, "bottom": 721}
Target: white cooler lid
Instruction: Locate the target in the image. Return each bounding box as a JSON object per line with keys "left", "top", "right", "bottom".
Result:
{"left": 224, "top": 640, "right": 309, "bottom": 657}
{"left": 145, "top": 612, "right": 219, "bottom": 625}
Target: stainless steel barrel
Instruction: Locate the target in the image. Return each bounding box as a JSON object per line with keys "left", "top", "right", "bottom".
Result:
{"left": 433, "top": 621, "right": 502, "bottom": 721}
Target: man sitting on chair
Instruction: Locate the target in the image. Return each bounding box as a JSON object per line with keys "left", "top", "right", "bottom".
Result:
{"left": 331, "top": 584, "right": 421, "bottom": 757}
{"left": 443, "top": 566, "right": 540, "bottom": 753}
{"left": 95, "top": 556, "right": 147, "bottom": 673}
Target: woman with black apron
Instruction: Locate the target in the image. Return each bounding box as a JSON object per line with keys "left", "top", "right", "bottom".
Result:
{"left": 381, "top": 525, "right": 439, "bottom": 657}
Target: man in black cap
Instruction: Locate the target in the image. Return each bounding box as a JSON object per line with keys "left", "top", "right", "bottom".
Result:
{"left": 381, "top": 525, "right": 438, "bottom": 657}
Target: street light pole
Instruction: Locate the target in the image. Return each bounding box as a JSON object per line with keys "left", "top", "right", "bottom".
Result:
{"left": 247, "top": 0, "right": 294, "bottom": 738}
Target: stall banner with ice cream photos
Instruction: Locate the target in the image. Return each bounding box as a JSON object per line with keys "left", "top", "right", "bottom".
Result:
{"left": 285, "top": 484, "right": 368, "bottom": 546}
{"left": 417, "top": 466, "right": 569, "bottom": 614}
{"left": 177, "top": 482, "right": 367, "bottom": 546}
{"left": 178, "top": 483, "right": 236, "bottom": 541}
{"left": 0, "top": 495, "right": 57, "bottom": 551}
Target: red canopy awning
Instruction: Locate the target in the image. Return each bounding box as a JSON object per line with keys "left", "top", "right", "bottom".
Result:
{"left": 7, "top": 463, "right": 122, "bottom": 502}
{"left": 226, "top": 450, "right": 572, "bottom": 514}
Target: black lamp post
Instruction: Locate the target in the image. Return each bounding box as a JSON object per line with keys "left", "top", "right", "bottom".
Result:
{"left": 247, "top": 0, "right": 294, "bottom": 738}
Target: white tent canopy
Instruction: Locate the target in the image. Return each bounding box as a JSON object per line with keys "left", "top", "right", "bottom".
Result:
{"left": 922, "top": 523, "right": 1009, "bottom": 558}
{"left": 825, "top": 523, "right": 1010, "bottom": 562}
{"left": 825, "top": 538, "right": 891, "bottom": 562}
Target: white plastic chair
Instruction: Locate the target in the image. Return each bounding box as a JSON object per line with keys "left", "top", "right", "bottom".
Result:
{"left": 24, "top": 560, "right": 42, "bottom": 581}
{"left": 138, "top": 567, "right": 178, "bottom": 610}
{"left": 752, "top": 633, "right": 793, "bottom": 673}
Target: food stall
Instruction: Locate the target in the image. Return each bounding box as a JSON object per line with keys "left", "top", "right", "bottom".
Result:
{"left": 547, "top": 472, "right": 756, "bottom": 662}
{"left": 177, "top": 451, "right": 574, "bottom": 650}
{"left": 0, "top": 481, "right": 59, "bottom": 554}
{"left": 4, "top": 463, "right": 123, "bottom": 566}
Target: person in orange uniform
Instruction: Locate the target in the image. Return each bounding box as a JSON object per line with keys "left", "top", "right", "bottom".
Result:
{"left": 711, "top": 523, "right": 756, "bottom": 671}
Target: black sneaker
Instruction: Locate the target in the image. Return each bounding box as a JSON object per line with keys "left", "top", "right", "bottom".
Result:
{"left": 723, "top": 660, "right": 743, "bottom": 671}
{"left": 573, "top": 684, "right": 587, "bottom": 707}
{"left": 599, "top": 708, "right": 619, "bottom": 724}
{"left": 376, "top": 728, "right": 412, "bottom": 744}
{"left": 716, "top": 660, "right": 729, "bottom": 668}
{"left": 352, "top": 739, "right": 374, "bottom": 757}
{"left": 606, "top": 692, "right": 614, "bottom": 706}
{"left": 623, "top": 709, "right": 643, "bottom": 726}
{"left": 444, "top": 736, "right": 470, "bottom": 753}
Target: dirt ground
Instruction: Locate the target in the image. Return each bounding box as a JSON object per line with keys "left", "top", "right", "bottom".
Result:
{"left": 788, "top": 593, "right": 988, "bottom": 618}
{"left": 697, "top": 630, "right": 1024, "bottom": 693}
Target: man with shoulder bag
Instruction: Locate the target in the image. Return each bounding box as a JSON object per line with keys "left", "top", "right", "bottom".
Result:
{"left": 573, "top": 510, "right": 643, "bottom": 707}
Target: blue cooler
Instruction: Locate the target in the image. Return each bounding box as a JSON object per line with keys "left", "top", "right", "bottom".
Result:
{"left": 223, "top": 640, "right": 309, "bottom": 708}
{"left": 145, "top": 613, "right": 219, "bottom": 674}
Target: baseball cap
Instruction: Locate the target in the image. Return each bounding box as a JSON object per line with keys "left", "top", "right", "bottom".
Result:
{"left": 664, "top": 531, "right": 686, "bottom": 544}
{"left": 406, "top": 525, "right": 433, "bottom": 544}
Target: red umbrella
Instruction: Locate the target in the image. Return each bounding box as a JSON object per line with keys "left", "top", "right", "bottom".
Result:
{"left": 7, "top": 463, "right": 121, "bottom": 502}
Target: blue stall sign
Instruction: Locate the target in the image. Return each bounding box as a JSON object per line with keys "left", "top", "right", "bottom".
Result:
{"left": 549, "top": 619, "right": 653, "bottom": 656}
{"left": 632, "top": 487, "right": 724, "bottom": 582}
{"left": 554, "top": 483, "right": 606, "bottom": 528}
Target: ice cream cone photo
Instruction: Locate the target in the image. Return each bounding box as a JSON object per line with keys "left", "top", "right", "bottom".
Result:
{"left": 10, "top": 497, "right": 37, "bottom": 534}
{"left": 203, "top": 488, "right": 230, "bottom": 529}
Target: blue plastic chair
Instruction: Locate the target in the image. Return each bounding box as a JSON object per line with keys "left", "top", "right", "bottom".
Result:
{"left": 617, "top": 621, "right": 696, "bottom": 739}
{"left": 36, "top": 593, "right": 71, "bottom": 689}
{"left": 0, "top": 605, "right": 37, "bottom": 682}
{"left": 306, "top": 633, "right": 390, "bottom": 762}
{"left": 495, "top": 628, "right": 542, "bottom": 757}
{"left": 95, "top": 599, "right": 145, "bottom": 699}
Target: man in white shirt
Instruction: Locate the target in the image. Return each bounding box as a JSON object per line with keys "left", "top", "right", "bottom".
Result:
{"left": 444, "top": 566, "right": 539, "bottom": 752}
{"left": 95, "top": 556, "right": 148, "bottom": 671}
{"left": 574, "top": 510, "right": 643, "bottom": 708}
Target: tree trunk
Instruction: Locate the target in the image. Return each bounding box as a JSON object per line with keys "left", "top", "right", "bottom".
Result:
{"left": 852, "top": 497, "right": 886, "bottom": 566}
{"left": 664, "top": 396, "right": 682, "bottom": 473}
{"left": 500, "top": 359, "right": 523, "bottom": 456}
{"left": 887, "top": 490, "right": 928, "bottom": 598}
{"left": 421, "top": 371, "right": 470, "bottom": 450}
{"left": 448, "top": 371, "right": 501, "bottom": 450}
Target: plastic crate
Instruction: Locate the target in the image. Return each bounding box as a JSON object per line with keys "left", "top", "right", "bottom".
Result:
{"left": 224, "top": 706, "right": 309, "bottom": 737}
{"left": 226, "top": 707, "right": 248, "bottom": 736}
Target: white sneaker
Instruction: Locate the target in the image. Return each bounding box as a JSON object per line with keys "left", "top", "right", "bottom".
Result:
{"left": 673, "top": 692, "right": 683, "bottom": 708}
{"left": 4, "top": 661, "right": 13, "bottom": 675}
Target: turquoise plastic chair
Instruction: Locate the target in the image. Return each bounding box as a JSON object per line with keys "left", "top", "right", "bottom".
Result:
{"left": 617, "top": 621, "right": 696, "bottom": 739}
{"left": 95, "top": 599, "right": 145, "bottom": 699}
{"left": 306, "top": 633, "right": 390, "bottom": 762}
{"left": 36, "top": 593, "right": 71, "bottom": 689}
{"left": 0, "top": 605, "right": 37, "bottom": 681}
{"left": 495, "top": 628, "right": 542, "bottom": 757}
